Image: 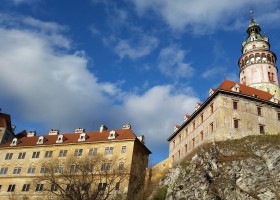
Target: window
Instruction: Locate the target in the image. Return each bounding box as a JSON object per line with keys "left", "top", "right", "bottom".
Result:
{"left": 200, "top": 113, "right": 204, "bottom": 123}
{"left": 74, "top": 149, "right": 83, "bottom": 156}
{"left": 32, "top": 151, "right": 40, "bottom": 158}
{"left": 55, "top": 165, "right": 63, "bottom": 173}
{"left": 22, "top": 184, "right": 30, "bottom": 192}
{"left": 7, "top": 184, "right": 16, "bottom": 192}
{"left": 185, "top": 144, "right": 188, "bottom": 153}
{"left": 0, "top": 185, "right": 2, "bottom": 190}
{"left": 233, "top": 101, "right": 238, "bottom": 110}
{"left": 172, "top": 140, "right": 175, "bottom": 148}
{"left": 0, "top": 167, "right": 8, "bottom": 175}
{"left": 44, "top": 151, "right": 53, "bottom": 158}
{"left": 210, "top": 123, "right": 214, "bottom": 133}
{"left": 192, "top": 138, "right": 195, "bottom": 147}
{"left": 119, "top": 162, "right": 124, "bottom": 171}
{"left": 185, "top": 128, "right": 188, "bottom": 136}
{"left": 70, "top": 165, "right": 79, "bottom": 173}
{"left": 179, "top": 134, "right": 181, "bottom": 143}
{"left": 5, "top": 153, "right": 13, "bottom": 160}
{"left": 115, "top": 182, "right": 120, "bottom": 190}
{"left": 98, "top": 183, "right": 107, "bottom": 190}
{"left": 89, "top": 148, "right": 98, "bottom": 155}
{"left": 58, "top": 150, "right": 67, "bottom": 157}
{"left": 101, "top": 163, "right": 111, "bottom": 171}
{"left": 193, "top": 121, "right": 196, "bottom": 130}
{"left": 13, "top": 167, "right": 22, "bottom": 174}
{"left": 278, "top": 112, "right": 280, "bottom": 121}
{"left": 210, "top": 103, "right": 214, "bottom": 114}
{"left": 35, "top": 184, "right": 44, "bottom": 192}
{"left": 66, "top": 184, "right": 74, "bottom": 192}
{"left": 234, "top": 119, "right": 239, "bottom": 129}
{"left": 121, "top": 146, "right": 126, "bottom": 154}
{"left": 51, "top": 184, "right": 58, "bottom": 191}
{"left": 104, "top": 147, "right": 114, "bottom": 155}
{"left": 27, "top": 166, "right": 36, "bottom": 174}
{"left": 259, "top": 125, "right": 265, "bottom": 134}
{"left": 18, "top": 152, "right": 26, "bottom": 159}
{"left": 178, "top": 150, "right": 181, "bottom": 158}
{"left": 257, "top": 107, "right": 262, "bottom": 116}
{"left": 40, "top": 167, "right": 47, "bottom": 173}
{"left": 81, "top": 183, "right": 90, "bottom": 191}
{"left": 200, "top": 131, "right": 204, "bottom": 141}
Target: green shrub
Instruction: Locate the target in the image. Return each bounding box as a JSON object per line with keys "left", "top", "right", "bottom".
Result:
{"left": 153, "top": 185, "right": 168, "bottom": 200}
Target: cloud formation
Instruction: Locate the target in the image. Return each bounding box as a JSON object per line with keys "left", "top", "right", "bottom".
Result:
{"left": 158, "top": 45, "right": 194, "bottom": 78}
{"left": 131, "top": 0, "right": 280, "bottom": 34}
{"left": 0, "top": 15, "right": 199, "bottom": 161}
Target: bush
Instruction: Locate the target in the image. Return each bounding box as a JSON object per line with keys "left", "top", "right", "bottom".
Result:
{"left": 153, "top": 186, "right": 168, "bottom": 200}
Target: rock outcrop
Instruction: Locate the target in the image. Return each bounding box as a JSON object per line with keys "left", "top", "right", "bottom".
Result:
{"left": 159, "top": 135, "right": 280, "bottom": 200}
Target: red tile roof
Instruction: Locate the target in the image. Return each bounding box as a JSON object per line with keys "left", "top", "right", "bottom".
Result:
{"left": 218, "top": 80, "right": 276, "bottom": 102}
{"left": 0, "top": 129, "right": 138, "bottom": 148}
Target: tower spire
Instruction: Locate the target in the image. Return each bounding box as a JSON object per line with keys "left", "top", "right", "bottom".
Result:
{"left": 250, "top": 10, "right": 254, "bottom": 21}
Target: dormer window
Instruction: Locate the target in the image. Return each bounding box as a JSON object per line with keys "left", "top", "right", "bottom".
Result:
{"left": 108, "top": 131, "right": 117, "bottom": 139}
{"left": 56, "top": 135, "right": 64, "bottom": 143}
{"left": 10, "top": 138, "right": 19, "bottom": 146}
{"left": 78, "top": 133, "right": 87, "bottom": 142}
{"left": 270, "top": 96, "right": 278, "bottom": 103}
{"left": 231, "top": 84, "right": 240, "bottom": 93}
{"left": 37, "top": 136, "right": 46, "bottom": 144}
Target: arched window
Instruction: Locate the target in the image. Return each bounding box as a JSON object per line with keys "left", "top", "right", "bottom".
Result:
{"left": 255, "top": 53, "right": 261, "bottom": 62}
{"left": 249, "top": 54, "right": 254, "bottom": 63}
{"left": 261, "top": 53, "right": 266, "bottom": 61}
{"left": 267, "top": 54, "right": 272, "bottom": 62}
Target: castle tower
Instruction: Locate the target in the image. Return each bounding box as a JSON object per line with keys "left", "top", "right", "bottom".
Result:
{"left": 238, "top": 12, "right": 280, "bottom": 99}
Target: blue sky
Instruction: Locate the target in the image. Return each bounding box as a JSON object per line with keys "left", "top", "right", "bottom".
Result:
{"left": 1, "top": 0, "right": 280, "bottom": 163}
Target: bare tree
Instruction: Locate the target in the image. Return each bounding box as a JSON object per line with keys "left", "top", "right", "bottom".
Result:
{"left": 37, "top": 154, "right": 128, "bottom": 200}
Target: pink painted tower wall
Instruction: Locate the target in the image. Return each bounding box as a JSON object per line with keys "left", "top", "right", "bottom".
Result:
{"left": 238, "top": 12, "right": 280, "bottom": 99}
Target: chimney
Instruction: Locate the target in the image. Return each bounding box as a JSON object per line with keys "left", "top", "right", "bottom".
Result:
{"left": 137, "top": 135, "right": 145, "bottom": 144}
{"left": 100, "top": 125, "right": 108, "bottom": 132}
{"left": 122, "top": 124, "right": 131, "bottom": 130}
{"left": 75, "top": 128, "right": 85, "bottom": 134}
{"left": 49, "top": 129, "right": 59, "bottom": 135}
{"left": 27, "top": 131, "right": 36, "bottom": 137}
{"left": 184, "top": 115, "right": 190, "bottom": 122}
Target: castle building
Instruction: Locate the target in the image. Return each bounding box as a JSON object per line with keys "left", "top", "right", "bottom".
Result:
{"left": 0, "top": 112, "right": 151, "bottom": 199}
{"left": 168, "top": 15, "right": 280, "bottom": 164}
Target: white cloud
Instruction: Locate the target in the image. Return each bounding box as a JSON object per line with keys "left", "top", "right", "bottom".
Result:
{"left": 123, "top": 85, "right": 199, "bottom": 150}
{"left": 114, "top": 36, "right": 158, "bottom": 59}
{"left": 131, "top": 0, "right": 280, "bottom": 34}
{"left": 158, "top": 45, "right": 194, "bottom": 78}
{"left": 0, "top": 15, "right": 199, "bottom": 161}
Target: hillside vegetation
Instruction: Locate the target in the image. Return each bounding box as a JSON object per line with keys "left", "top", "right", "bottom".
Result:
{"left": 153, "top": 135, "right": 280, "bottom": 200}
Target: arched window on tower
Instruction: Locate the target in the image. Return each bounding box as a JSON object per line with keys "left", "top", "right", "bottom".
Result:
{"left": 272, "top": 56, "right": 275, "bottom": 63}
{"left": 261, "top": 53, "right": 266, "bottom": 61}
{"left": 249, "top": 54, "right": 254, "bottom": 63}
{"left": 255, "top": 53, "right": 261, "bottom": 62}
{"left": 267, "top": 54, "right": 272, "bottom": 63}
{"left": 272, "top": 73, "right": 274, "bottom": 81}
{"left": 245, "top": 56, "right": 249, "bottom": 64}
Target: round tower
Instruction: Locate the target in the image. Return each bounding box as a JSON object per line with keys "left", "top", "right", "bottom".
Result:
{"left": 238, "top": 12, "right": 280, "bottom": 99}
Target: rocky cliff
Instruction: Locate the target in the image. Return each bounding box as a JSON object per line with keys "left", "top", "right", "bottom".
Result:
{"left": 157, "top": 135, "right": 280, "bottom": 200}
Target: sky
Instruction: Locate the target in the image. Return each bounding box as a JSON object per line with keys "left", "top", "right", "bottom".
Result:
{"left": 1, "top": 0, "right": 280, "bottom": 164}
